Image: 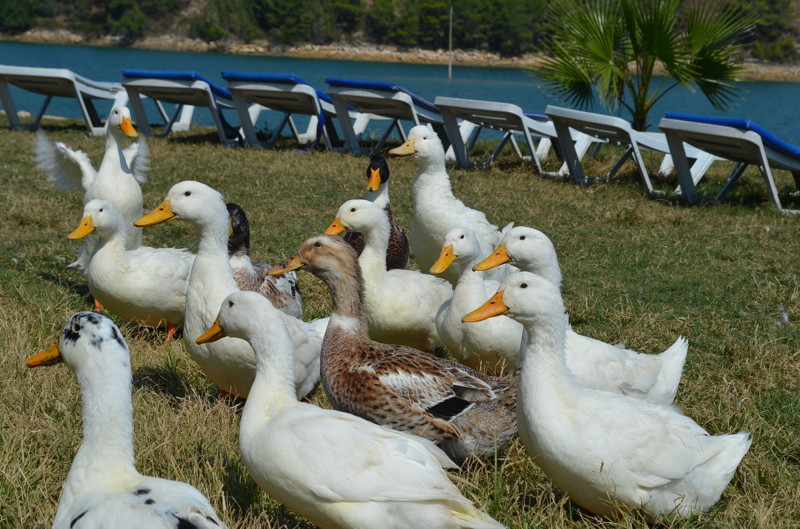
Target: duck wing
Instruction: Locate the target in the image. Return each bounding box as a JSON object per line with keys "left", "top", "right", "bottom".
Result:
{"left": 124, "top": 136, "right": 150, "bottom": 184}
{"left": 35, "top": 129, "right": 97, "bottom": 192}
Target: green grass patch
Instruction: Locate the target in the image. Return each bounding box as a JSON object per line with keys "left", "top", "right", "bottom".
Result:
{"left": 1, "top": 116, "right": 798, "bottom": 528}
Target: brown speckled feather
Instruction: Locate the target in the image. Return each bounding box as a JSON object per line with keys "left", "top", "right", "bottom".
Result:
{"left": 279, "top": 234, "right": 517, "bottom": 462}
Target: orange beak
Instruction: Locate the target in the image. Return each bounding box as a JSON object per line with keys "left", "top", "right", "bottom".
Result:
{"left": 196, "top": 316, "right": 226, "bottom": 344}
{"left": 135, "top": 199, "right": 176, "bottom": 226}
{"left": 68, "top": 215, "right": 94, "bottom": 239}
{"left": 473, "top": 243, "right": 511, "bottom": 271}
{"left": 388, "top": 139, "right": 416, "bottom": 158}
{"left": 26, "top": 340, "right": 63, "bottom": 367}
{"left": 429, "top": 244, "right": 457, "bottom": 274}
{"left": 268, "top": 255, "right": 304, "bottom": 276}
{"left": 324, "top": 216, "right": 347, "bottom": 236}
{"left": 462, "top": 291, "right": 509, "bottom": 322}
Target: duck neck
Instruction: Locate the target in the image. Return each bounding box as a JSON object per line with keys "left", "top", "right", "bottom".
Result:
{"left": 366, "top": 181, "right": 389, "bottom": 209}
{"left": 98, "top": 128, "right": 131, "bottom": 175}
{"left": 519, "top": 312, "right": 572, "bottom": 391}
{"left": 242, "top": 326, "right": 298, "bottom": 420}
{"left": 412, "top": 158, "right": 453, "bottom": 207}
{"left": 317, "top": 259, "right": 369, "bottom": 337}
{"left": 73, "top": 360, "right": 136, "bottom": 475}
{"left": 358, "top": 217, "right": 391, "bottom": 275}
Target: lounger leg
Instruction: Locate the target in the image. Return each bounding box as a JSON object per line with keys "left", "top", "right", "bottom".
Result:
{"left": 331, "top": 96, "right": 363, "bottom": 154}
{"left": 665, "top": 131, "right": 701, "bottom": 205}
{"left": 439, "top": 106, "right": 472, "bottom": 168}
{"left": 126, "top": 88, "right": 152, "bottom": 136}
{"left": 0, "top": 79, "right": 22, "bottom": 130}
{"left": 552, "top": 120, "right": 586, "bottom": 184}
{"left": 715, "top": 162, "right": 748, "bottom": 201}
{"left": 232, "top": 93, "right": 260, "bottom": 147}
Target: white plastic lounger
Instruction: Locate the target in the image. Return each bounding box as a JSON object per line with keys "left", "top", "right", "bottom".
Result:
{"left": 545, "top": 105, "right": 718, "bottom": 194}
{"left": 0, "top": 65, "right": 128, "bottom": 136}
{"left": 659, "top": 112, "right": 800, "bottom": 213}
{"left": 433, "top": 96, "right": 600, "bottom": 175}
{"left": 122, "top": 69, "right": 242, "bottom": 145}
{"left": 220, "top": 71, "right": 370, "bottom": 150}
{"left": 325, "top": 77, "right": 453, "bottom": 155}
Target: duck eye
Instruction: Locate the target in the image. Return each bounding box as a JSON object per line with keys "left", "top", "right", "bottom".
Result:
{"left": 459, "top": 234, "right": 464, "bottom": 239}
{"left": 99, "top": 208, "right": 104, "bottom": 212}
{"left": 350, "top": 208, "right": 356, "bottom": 212}
{"left": 184, "top": 191, "right": 191, "bottom": 197}
{"left": 314, "top": 241, "right": 322, "bottom": 247}
{"left": 519, "top": 235, "right": 526, "bottom": 240}
{"left": 71, "top": 322, "right": 80, "bottom": 333}
{"left": 228, "top": 300, "right": 234, "bottom": 308}
{"left": 520, "top": 283, "right": 528, "bottom": 289}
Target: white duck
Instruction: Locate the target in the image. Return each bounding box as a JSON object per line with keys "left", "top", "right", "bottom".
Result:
{"left": 226, "top": 202, "right": 303, "bottom": 319}
{"left": 389, "top": 125, "right": 511, "bottom": 284}
{"left": 475, "top": 225, "right": 687, "bottom": 405}
{"left": 196, "top": 290, "right": 506, "bottom": 529}
{"left": 35, "top": 106, "right": 149, "bottom": 272}
{"left": 134, "top": 181, "right": 324, "bottom": 399}
{"left": 430, "top": 226, "right": 523, "bottom": 374}
{"left": 325, "top": 198, "right": 452, "bottom": 352}
{"left": 342, "top": 153, "right": 410, "bottom": 270}
{"left": 68, "top": 199, "right": 194, "bottom": 342}
{"left": 26, "top": 311, "right": 228, "bottom": 529}
{"left": 463, "top": 272, "right": 751, "bottom": 520}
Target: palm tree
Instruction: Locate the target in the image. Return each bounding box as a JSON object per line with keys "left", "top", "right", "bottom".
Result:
{"left": 531, "top": 0, "right": 756, "bottom": 131}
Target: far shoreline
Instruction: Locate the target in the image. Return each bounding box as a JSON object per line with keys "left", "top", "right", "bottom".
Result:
{"left": 3, "top": 29, "right": 800, "bottom": 83}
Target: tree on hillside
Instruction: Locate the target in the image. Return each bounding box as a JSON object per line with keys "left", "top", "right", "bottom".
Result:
{"left": 530, "top": 0, "right": 756, "bottom": 131}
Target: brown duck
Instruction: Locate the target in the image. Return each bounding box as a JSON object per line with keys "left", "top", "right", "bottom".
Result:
{"left": 269, "top": 234, "right": 518, "bottom": 462}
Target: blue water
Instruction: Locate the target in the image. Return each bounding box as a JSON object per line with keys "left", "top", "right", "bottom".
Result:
{"left": 2, "top": 40, "right": 799, "bottom": 144}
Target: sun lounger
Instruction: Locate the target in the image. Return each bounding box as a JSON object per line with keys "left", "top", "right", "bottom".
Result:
{"left": 433, "top": 96, "right": 601, "bottom": 175}
{"left": 659, "top": 112, "right": 800, "bottom": 213}
{"left": 0, "top": 65, "right": 129, "bottom": 136}
{"left": 545, "top": 105, "right": 718, "bottom": 194}
{"left": 220, "top": 71, "right": 370, "bottom": 150}
{"left": 121, "top": 69, "right": 242, "bottom": 145}
{"left": 325, "top": 77, "right": 455, "bottom": 155}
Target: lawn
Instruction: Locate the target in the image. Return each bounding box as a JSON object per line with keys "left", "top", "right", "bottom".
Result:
{"left": 1, "top": 117, "right": 798, "bottom": 528}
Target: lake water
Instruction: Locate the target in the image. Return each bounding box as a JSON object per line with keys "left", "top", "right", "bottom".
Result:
{"left": 2, "top": 40, "right": 799, "bottom": 144}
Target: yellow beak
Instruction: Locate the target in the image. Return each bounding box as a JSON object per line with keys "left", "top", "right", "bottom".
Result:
{"left": 324, "top": 216, "right": 347, "bottom": 236}
{"left": 120, "top": 116, "right": 139, "bottom": 138}
{"left": 462, "top": 291, "right": 509, "bottom": 322}
{"left": 196, "top": 316, "right": 226, "bottom": 344}
{"left": 68, "top": 215, "right": 94, "bottom": 239}
{"left": 388, "top": 139, "right": 416, "bottom": 158}
{"left": 366, "top": 167, "right": 382, "bottom": 191}
{"left": 429, "top": 244, "right": 457, "bottom": 274}
{"left": 268, "top": 255, "right": 304, "bottom": 276}
{"left": 473, "top": 243, "right": 511, "bottom": 271}
{"left": 26, "top": 339, "right": 63, "bottom": 367}
{"left": 135, "top": 199, "right": 176, "bottom": 227}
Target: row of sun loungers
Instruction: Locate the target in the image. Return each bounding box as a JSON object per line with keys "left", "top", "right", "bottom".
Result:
{"left": 1, "top": 64, "right": 798, "bottom": 212}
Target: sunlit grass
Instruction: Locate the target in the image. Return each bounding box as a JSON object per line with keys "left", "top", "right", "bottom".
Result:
{"left": 1, "top": 116, "right": 798, "bottom": 528}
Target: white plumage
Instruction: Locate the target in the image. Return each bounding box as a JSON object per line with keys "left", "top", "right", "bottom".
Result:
{"left": 431, "top": 226, "right": 523, "bottom": 374}
{"left": 135, "top": 181, "right": 324, "bottom": 399}
{"left": 476, "top": 225, "right": 687, "bottom": 404}
{"left": 68, "top": 199, "right": 194, "bottom": 340}
{"left": 388, "top": 125, "right": 512, "bottom": 284}
{"left": 326, "top": 198, "right": 452, "bottom": 352}
{"left": 464, "top": 272, "right": 751, "bottom": 520}
{"left": 26, "top": 311, "right": 227, "bottom": 529}
{"left": 35, "top": 106, "right": 149, "bottom": 271}
{"left": 197, "top": 290, "right": 506, "bottom": 529}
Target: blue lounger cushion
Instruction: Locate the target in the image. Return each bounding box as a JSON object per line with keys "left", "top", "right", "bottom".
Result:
{"left": 221, "top": 71, "right": 334, "bottom": 104}
{"left": 121, "top": 69, "right": 233, "bottom": 100}
{"left": 664, "top": 112, "right": 800, "bottom": 159}
{"left": 325, "top": 77, "right": 440, "bottom": 114}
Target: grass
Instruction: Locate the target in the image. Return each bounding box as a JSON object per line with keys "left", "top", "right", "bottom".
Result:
{"left": 1, "top": 116, "right": 799, "bottom": 528}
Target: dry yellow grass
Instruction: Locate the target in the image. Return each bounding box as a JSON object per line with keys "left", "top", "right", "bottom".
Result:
{"left": 1, "top": 117, "right": 798, "bottom": 528}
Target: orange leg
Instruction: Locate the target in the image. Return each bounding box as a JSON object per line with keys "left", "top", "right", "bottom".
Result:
{"left": 93, "top": 298, "right": 105, "bottom": 312}
{"left": 165, "top": 322, "right": 178, "bottom": 343}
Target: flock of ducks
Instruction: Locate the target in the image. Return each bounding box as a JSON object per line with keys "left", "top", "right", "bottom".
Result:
{"left": 28, "top": 110, "right": 751, "bottom": 528}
